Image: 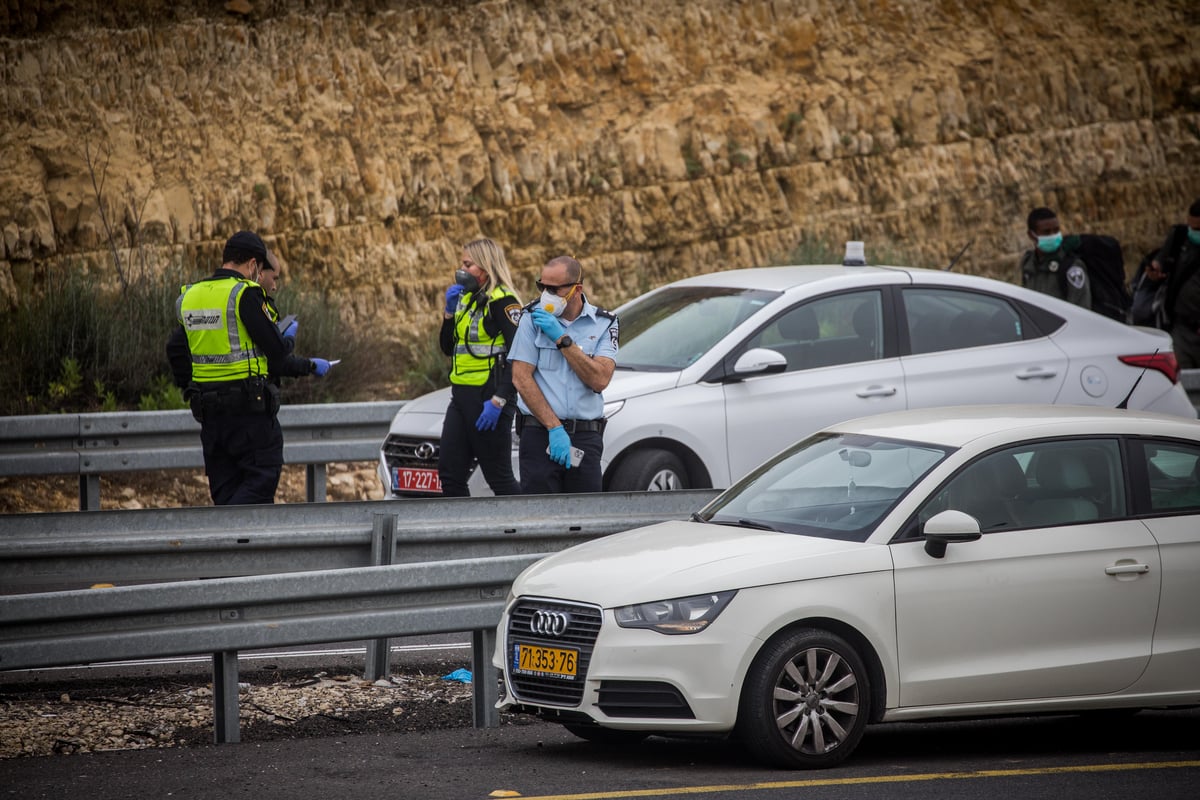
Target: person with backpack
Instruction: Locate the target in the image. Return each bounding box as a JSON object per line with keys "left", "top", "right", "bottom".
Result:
{"left": 1144, "top": 197, "right": 1200, "bottom": 367}
{"left": 1019, "top": 207, "right": 1092, "bottom": 310}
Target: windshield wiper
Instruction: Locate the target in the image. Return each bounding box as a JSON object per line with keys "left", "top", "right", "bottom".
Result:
{"left": 709, "top": 517, "right": 780, "bottom": 532}
{"left": 688, "top": 511, "right": 707, "bottom": 523}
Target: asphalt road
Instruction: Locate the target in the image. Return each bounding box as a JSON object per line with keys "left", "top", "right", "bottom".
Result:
{"left": 2, "top": 704, "right": 1197, "bottom": 799}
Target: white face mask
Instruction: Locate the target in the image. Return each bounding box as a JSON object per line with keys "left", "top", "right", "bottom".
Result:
{"left": 539, "top": 289, "right": 569, "bottom": 317}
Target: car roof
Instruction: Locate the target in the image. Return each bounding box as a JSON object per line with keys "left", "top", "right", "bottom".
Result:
{"left": 661, "top": 264, "right": 908, "bottom": 292}
{"left": 830, "top": 404, "right": 1200, "bottom": 448}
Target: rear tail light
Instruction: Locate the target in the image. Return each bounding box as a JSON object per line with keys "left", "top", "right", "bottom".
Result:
{"left": 1119, "top": 352, "right": 1179, "bottom": 384}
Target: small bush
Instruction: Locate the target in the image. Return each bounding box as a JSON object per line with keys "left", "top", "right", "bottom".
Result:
{"left": 0, "top": 260, "right": 408, "bottom": 415}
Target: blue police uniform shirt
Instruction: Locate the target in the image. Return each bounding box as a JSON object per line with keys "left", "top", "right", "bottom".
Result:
{"left": 509, "top": 297, "right": 619, "bottom": 421}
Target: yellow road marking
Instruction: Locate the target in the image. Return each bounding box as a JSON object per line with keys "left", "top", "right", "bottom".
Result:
{"left": 505, "top": 760, "right": 1200, "bottom": 800}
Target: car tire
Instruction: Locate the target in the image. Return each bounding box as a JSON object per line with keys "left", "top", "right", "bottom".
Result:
{"left": 608, "top": 448, "right": 688, "bottom": 491}
{"left": 736, "top": 628, "right": 870, "bottom": 769}
{"left": 562, "top": 723, "right": 650, "bottom": 746}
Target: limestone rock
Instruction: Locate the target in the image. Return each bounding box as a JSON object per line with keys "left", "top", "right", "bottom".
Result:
{"left": 0, "top": 0, "right": 1197, "bottom": 359}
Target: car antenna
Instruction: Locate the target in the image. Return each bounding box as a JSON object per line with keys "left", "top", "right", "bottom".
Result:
{"left": 1116, "top": 348, "right": 1157, "bottom": 410}
{"left": 943, "top": 239, "right": 974, "bottom": 271}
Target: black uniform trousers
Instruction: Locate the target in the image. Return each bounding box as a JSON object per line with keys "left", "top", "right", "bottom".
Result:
{"left": 518, "top": 420, "right": 604, "bottom": 494}
{"left": 438, "top": 383, "right": 521, "bottom": 497}
{"left": 200, "top": 410, "right": 284, "bottom": 505}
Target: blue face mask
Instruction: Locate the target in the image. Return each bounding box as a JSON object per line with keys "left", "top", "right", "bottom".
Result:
{"left": 1188, "top": 228, "right": 1200, "bottom": 246}
{"left": 1036, "top": 233, "right": 1063, "bottom": 254}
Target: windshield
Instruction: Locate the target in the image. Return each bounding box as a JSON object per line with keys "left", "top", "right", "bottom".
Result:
{"left": 616, "top": 286, "right": 779, "bottom": 371}
{"left": 698, "top": 432, "right": 952, "bottom": 542}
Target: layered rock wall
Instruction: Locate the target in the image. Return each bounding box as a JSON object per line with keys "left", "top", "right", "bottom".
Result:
{"left": 2, "top": 0, "right": 1199, "bottom": 347}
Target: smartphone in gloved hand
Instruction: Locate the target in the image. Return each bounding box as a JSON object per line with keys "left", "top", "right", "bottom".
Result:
{"left": 276, "top": 314, "right": 298, "bottom": 334}
{"left": 547, "top": 446, "right": 585, "bottom": 467}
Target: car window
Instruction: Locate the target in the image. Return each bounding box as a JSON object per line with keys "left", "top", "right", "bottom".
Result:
{"left": 1137, "top": 440, "right": 1200, "bottom": 512}
{"left": 616, "top": 286, "right": 779, "bottom": 371}
{"left": 702, "top": 432, "right": 950, "bottom": 542}
{"left": 916, "top": 439, "right": 1126, "bottom": 532}
{"left": 744, "top": 291, "right": 883, "bottom": 372}
{"left": 903, "top": 288, "right": 1023, "bottom": 355}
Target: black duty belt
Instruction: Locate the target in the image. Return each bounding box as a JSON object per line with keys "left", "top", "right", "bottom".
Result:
{"left": 520, "top": 414, "right": 605, "bottom": 433}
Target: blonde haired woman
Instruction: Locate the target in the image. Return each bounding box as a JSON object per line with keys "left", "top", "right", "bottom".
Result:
{"left": 437, "top": 238, "right": 524, "bottom": 495}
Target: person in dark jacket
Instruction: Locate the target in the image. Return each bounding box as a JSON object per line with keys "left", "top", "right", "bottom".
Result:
{"left": 1143, "top": 197, "right": 1200, "bottom": 367}
{"left": 435, "top": 237, "right": 524, "bottom": 497}
{"left": 166, "top": 231, "right": 332, "bottom": 505}
{"left": 1018, "top": 207, "right": 1092, "bottom": 309}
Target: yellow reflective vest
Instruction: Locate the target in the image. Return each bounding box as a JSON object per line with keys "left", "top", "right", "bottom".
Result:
{"left": 451, "top": 285, "right": 510, "bottom": 386}
{"left": 176, "top": 276, "right": 269, "bottom": 383}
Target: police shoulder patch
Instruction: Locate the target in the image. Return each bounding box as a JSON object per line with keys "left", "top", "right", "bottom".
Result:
{"left": 1066, "top": 264, "right": 1087, "bottom": 290}
{"left": 504, "top": 303, "right": 523, "bottom": 326}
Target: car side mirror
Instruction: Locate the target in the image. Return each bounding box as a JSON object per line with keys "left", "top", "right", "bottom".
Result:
{"left": 922, "top": 509, "right": 982, "bottom": 559}
{"left": 731, "top": 348, "right": 788, "bottom": 379}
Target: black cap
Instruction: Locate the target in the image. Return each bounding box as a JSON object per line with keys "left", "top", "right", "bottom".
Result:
{"left": 223, "top": 230, "right": 268, "bottom": 266}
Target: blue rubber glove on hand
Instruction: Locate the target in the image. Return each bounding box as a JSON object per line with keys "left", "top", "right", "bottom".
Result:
{"left": 547, "top": 425, "right": 573, "bottom": 469}
{"left": 475, "top": 400, "right": 503, "bottom": 431}
{"left": 530, "top": 308, "right": 567, "bottom": 343}
{"left": 444, "top": 284, "right": 465, "bottom": 314}
{"left": 312, "top": 358, "right": 332, "bottom": 377}
{"left": 281, "top": 319, "right": 298, "bottom": 340}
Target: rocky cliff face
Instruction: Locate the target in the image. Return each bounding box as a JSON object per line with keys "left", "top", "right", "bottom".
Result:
{"left": 2, "top": 0, "right": 1199, "bottom": 347}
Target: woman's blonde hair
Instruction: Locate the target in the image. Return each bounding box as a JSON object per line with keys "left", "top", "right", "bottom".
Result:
{"left": 464, "top": 238, "right": 519, "bottom": 301}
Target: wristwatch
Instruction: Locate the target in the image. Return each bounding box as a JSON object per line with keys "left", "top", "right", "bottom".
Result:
{"left": 491, "top": 395, "right": 507, "bottom": 408}
{"left": 556, "top": 335, "right": 574, "bottom": 350}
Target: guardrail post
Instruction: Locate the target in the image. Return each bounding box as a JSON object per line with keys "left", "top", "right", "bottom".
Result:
{"left": 471, "top": 628, "right": 499, "bottom": 728}
{"left": 363, "top": 513, "right": 397, "bottom": 681}
{"left": 212, "top": 650, "right": 241, "bottom": 743}
{"left": 78, "top": 475, "right": 100, "bottom": 511}
{"left": 305, "top": 463, "right": 328, "bottom": 503}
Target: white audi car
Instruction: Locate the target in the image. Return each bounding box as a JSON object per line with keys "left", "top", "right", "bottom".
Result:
{"left": 379, "top": 253, "right": 1195, "bottom": 496}
{"left": 493, "top": 406, "right": 1200, "bottom": 768}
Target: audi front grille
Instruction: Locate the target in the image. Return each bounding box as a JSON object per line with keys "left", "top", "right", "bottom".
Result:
{"left": 507, "top": 598, "right": 602, "bottom": 707}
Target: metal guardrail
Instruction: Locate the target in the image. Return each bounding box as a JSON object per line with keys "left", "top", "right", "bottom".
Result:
{"left": 0, "top": 555, "right": 537, "bottom": 743}
{"left": 0, "top": 490, "right": 719, "bottom": 588}
{"left": 0, "top": 490, "right": 722, "bottom": 743}
{"left": 1, "top": 371, "right": 1197, "bottom": 512}
{"left": 0, "top": 401, "right": 404, "bottom": 510}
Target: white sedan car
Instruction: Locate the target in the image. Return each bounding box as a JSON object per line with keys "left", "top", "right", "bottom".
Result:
{"left": 493, "top": 406, "right": 1200, "bottom": 768}
{"left": 379, "top": 256, "right": 1195, "bottom": 496}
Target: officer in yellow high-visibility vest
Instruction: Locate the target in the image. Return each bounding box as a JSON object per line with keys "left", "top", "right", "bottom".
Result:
{"left": 433, "top": 237, "right": 523, "bottom": 496}
{"left": 166, "top": 231, "right": 332, "bottom": 505}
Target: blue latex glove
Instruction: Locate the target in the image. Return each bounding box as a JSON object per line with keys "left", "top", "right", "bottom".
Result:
{"left": 475, "top": 400, "right": 503, "bottom": 431}
{"left": 530, "top": 308, "right": 566, "bottom": 343}
{"left": 444, "top": 284, "right": 465, "bottom": 314}
{"left": 547, "top": 425, "right": 573, "bottom": 469}
{"left": 311, "top": 358, "right": 332, "bottom": 377}
{"left": 281, "top": 319, "right": 298, "bottom": 340}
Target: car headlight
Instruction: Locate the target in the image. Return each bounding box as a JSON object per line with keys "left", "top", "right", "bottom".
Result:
{"left": 603, "top": 399, "right": 625, "bottom": 419}
{"left": 614, "top": 590, "right": 736, "bottom": 634}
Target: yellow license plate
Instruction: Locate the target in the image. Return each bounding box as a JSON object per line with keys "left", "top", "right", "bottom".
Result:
{"left": 514, "top": 643, "right": 578, "bottom": 679}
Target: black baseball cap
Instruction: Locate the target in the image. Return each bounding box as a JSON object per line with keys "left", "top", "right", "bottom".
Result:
{"left": 223, "top": 230, "right": 268, "bottom": 265}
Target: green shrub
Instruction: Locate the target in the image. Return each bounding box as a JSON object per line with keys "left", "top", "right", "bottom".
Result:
{"left": 0, "top": 260, "right": 408, "bottom": 415}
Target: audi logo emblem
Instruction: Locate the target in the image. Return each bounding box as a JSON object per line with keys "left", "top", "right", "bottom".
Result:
{"left": 414, "top": 442, "right": 437, "bottom": 461}
{"left": 530, "top": 610, "right": 571, "bottom": 637}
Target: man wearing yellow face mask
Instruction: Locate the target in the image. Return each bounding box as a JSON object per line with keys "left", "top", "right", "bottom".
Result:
{"left": 509, "top": 255, "right": 619, "bottom": 493}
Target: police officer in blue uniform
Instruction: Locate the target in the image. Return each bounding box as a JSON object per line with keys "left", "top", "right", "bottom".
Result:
{"left": 509, "top": 255, "right": 619, "bottom": 494}
{"left": 166, "top": 231, "right": 332, "bottom": 505}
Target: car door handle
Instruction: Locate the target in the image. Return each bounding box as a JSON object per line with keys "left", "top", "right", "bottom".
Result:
{"left": 855, "top": 385, "right": 898, "bottom": 398}
{"left": 1105, "top": 563, "right": 1150, "bottom": 575}
{"left": 1015, "top": 367, "right": 1058, "bottom": 380}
